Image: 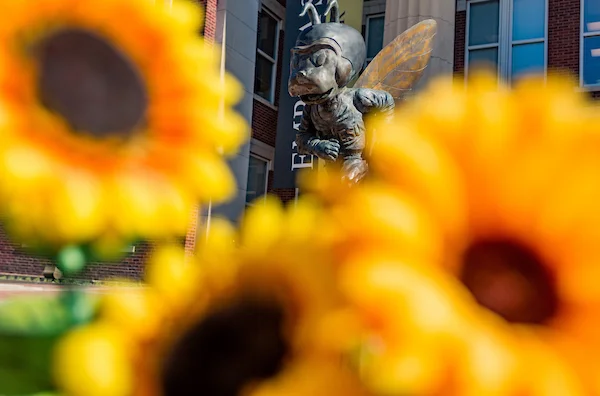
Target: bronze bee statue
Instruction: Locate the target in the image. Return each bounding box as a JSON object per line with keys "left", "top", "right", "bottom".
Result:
{"left": 289, "top": 0, "right": 437, "bottom": 184}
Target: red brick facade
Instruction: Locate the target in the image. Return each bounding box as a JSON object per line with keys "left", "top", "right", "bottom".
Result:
{"left": 453, "top": 10, "right": 466, "bottom": 76}
{"left": 548, "top": 0, "right": 580, "bottom": 75}
{"left": 454, "top": 0, "right": 596, "bottom": 95}
{"left": 183, "top": 0, "right": 219, "bottom": 256}
{"left": 0, "top": 228, "right": 151, "bottom": 280}
{"left": 198, "top": 0, "right": 218, "bottom": 44}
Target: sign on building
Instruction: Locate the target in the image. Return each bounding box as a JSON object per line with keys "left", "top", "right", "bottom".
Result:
{"left": 273, "top": 0, "right": 363, "bottom": 188}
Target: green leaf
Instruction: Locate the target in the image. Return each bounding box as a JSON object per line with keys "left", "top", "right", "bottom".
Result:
{"left": 55, "top": 246, "right": 87, "bottom": 276}
{"left": 0, "top": 334, "right": 59, "bottom": 395}
{"left": 0, "top": 292, "right": 99, "bottom": 336}
{"left": 0, "top": 296, "right": 71, "bottom": 336}
{"left": 0, "top": 293, "right": 99, "bottom": 395}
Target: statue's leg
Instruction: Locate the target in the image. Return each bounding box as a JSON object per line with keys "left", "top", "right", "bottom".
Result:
{"left": 341, "top": 155, "right": 368, "bottom": 184}
{"left": 338, "top": 126, "right": 368, "bottom": 184}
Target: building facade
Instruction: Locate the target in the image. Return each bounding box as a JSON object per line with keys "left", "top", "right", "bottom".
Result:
{"left": 454, "top": 0, "right": 600, "bottom": 96}
{"left": 2, "top": 0, "right": 595, "bottom": 280}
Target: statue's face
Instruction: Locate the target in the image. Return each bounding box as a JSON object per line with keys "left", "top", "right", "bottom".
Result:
{"left": 288, "top": 47, "right": 339, "bottom": 104}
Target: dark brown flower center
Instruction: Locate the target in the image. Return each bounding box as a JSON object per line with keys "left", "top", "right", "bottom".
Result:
{"left": 161, "top": 297, "right": 289, "bottom": 396}
{"left": 35, "top": 29, "right": 147, "bottom": 138}
{"left": 459, "top": 239, "right": 559, "bottom": 324}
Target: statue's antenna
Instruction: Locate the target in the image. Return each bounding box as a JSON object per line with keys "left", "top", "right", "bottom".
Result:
{"left": 324, "top": 0, "right": 340, "bottom": 23}
{"left": 300, "top": 0, "right": 321, "bottom": 25}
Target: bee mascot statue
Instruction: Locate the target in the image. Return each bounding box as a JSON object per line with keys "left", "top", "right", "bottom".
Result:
{"left": 289, "top": 0, "right": 437, "bottom": 184}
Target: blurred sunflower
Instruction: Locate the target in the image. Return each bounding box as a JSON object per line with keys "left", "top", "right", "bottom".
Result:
{"left": 339, "top": 255, "right": 589, "bottom": 396}
{"left": 365, "top": 71, "right": 600, "bottom": 392}
{"left": 53, "top": 199, "right": 369, "bottom": 396}
{"left": 0, "top": 0, "right": 247, "bottom": 249}
{"left": 302, "top": 170, "right": 588, "bottom": 396}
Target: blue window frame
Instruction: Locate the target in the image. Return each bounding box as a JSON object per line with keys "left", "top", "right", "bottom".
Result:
{"left": 466, "top": 0, "right": 547, "bottom": 83}
{"left": 365, "top": 14, "right": 385, "bottom": 63}
{"left": 582, "top": 0, "right": 600, "bottom": 88}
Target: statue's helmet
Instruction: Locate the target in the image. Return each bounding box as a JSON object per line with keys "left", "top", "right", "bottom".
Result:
{"left": 293, "top": 22, "right": 366, "bottom": 87}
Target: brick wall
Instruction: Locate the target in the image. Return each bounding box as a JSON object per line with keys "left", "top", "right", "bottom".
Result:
{"left": 198, "top": 0, "right": 218, "bottom": 44}
{"left": 548, "top": 0, "right": 580, "bottom": 75}
{"left": 0, "top": 226, "right": 153, "bottom": 281}
{"left": 454, "top": 11, "right": 466, "bottom": 76}
{"left": 183, "top": 0, "right": 218, "bottom": 256}
{"left": 252, "top": 101, "right": 278, "bottom": 146}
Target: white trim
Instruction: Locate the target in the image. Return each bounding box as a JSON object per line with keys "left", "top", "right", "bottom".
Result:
{"left": 465, "top": 0, "right": 548, "bottom": 84}
{"left": 253, "top": 93, "right": 278, "bottom": 110}
{"left": 121, "top": 245, "right": 136, "bottom": 253}
{"left": 580, "top": 0, "right": 600, "bottom": 89}
{"left": 257, "top": 48, "right": 276, "bottom": 64}
{"left": 21, "top": 243, "right": 136, "bottom": 253}
{"left": 245, "top": 153, "right": 272, "bottom": 207}
{"left": 260, "top": 0, "right": 285, "bottom": 21}
{"left": 255, "top": 6, "right": 281, "bottom": 104}
{"left": 250, "top": 138, "right": 275, "bottom": 163}
{"left": 512, "top": 38, "right": 545, "bottom": 45}
{"left": 468, "top": 43, "right": 500, "bottom": 50}
{"left": 365, "top": 13, "right": 385, "bottom": 62}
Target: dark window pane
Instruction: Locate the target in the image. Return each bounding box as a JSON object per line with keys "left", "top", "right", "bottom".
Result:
{"left": 511, "top": 42, "right": 545, "bottom": 81}
{"left": 254, "top": 54, "right": 274, "bottom": 100}
{"left": 366, "top": 15, "right": 385, "bottom": 59}
{"left": 468, "top": 0, "right": 499, "bottom": 46}
{"left": 583, "top": 35, "right": 600, "bottom": 86}
{"left": 468, "top": 47, "right": 499, "bottom": 73}
{"left": 512, "top": 0, "right": 545, "bottom": 41}
{"left": 246, "top": 156, "right": 268, "bottom": 204}
{"left": 584, "top": 0, "right": 600, "bottom": 33}
{"left": 257, "top": 10, "right": 278, "bottom": 58}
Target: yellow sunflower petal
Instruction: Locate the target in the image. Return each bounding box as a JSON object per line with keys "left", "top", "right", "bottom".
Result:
{"left": 145, "top": 245, "right": 199, "bottom": 308}
{"left": 240, "top": 196, "right": 285, "bottom": 253}
{"left": 53, "top": 322, "right": 133, "bottom": 396}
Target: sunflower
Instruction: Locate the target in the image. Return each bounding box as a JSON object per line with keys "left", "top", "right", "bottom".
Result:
{"left": 301, "top": 169, "right": 589, "bottom": 395}
{"left": 0, "top": 0, "right": 247, "bottom": 250}
{"left": 363, "top": 71, "right": 600, "bottom": 393}
{"left": 53, "top": 198, "right": 370, "bottom": 396}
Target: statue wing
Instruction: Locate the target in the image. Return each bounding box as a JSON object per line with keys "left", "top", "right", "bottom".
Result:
{"left": 354, "top": 19, "right": 437, "bottom": 101}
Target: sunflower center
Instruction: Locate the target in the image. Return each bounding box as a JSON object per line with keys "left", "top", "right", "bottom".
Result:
{"left": 161, "top": 297, "right": 289, "bottom": 396}
{"left": 35, "top": 29, "right": 147, "bottom": 138}
{"left": 459, "top": 239, "right": 558, "bottom": 324}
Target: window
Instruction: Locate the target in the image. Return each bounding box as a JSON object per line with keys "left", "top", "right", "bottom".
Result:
{"left": 245, "top": 154, "right": 270, "bottom": 207}
{"left": 582, "top": 0, "right": 600, "bottom": 88}
{"left": 365, "top": 14, "right": 385, "bottom": 62}
{"left": 466, "top": 0, "right": 547, "bottom": 83}
{"left": 254, "top": 7, "right": 280, "bottom": 103}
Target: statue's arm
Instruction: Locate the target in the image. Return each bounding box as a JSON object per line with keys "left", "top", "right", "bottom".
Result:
{"left": 295, "top": 105, "right": 340, "bottom": 161}
{"left": 295, "top": 105, "right": 320, "bottom": 154}
{"left": 353, "top": 88, "right": 395, "bottom": 120}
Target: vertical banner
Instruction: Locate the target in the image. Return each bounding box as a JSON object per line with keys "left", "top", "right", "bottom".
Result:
{"left": 273, "top": 0, "right": 364, "bottom": 188}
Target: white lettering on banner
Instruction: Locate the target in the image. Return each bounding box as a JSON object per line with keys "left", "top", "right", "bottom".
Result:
{"left": 291, "top": 99, "right": 314, "bottom": 170}
{"left": 293, "top": 100, "right": 304, "bottom": 130}
{"left": 291, "top": 141, "right": 314, "bottom": 170}
{"left": 293, "top": 100, "right": 304, "bottom": 119}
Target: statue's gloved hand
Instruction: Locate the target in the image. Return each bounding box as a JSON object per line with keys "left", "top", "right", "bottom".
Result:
{"left": 315, "top": 139, "right": 340, "bottom": 161}
{"left": 341, "top": 158, "right": 368, "bottom": 185}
